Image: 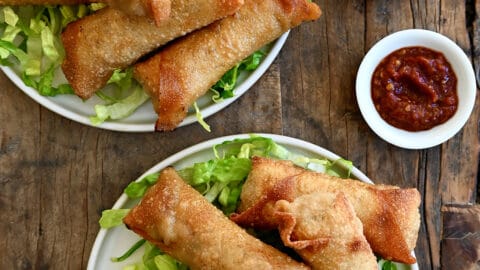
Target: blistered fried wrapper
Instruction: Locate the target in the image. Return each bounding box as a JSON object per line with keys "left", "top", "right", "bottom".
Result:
{"left": 62, "top": 0, "right": 244, "bottom": 99}
{"left": 231, "top": 157, "right": 421, "bottom": 264}
{"left": 123, "top": 167, "right": 310, "bottom": 270}
{"left": 133, "top": 0, "right": 321, "bottom": 131}
{"left": 273, "top": 191, "right": 378, "bottom": 270}
{"left": 104, "top": 0, "right": 171, "bottom": 25}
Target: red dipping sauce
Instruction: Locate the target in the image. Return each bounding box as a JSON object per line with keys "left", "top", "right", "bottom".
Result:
{"left": 371, "top": 46, "right": 458, "bottom": 131}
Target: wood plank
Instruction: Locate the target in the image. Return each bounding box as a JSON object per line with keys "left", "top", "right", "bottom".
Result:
{"left": 0, "top": 72, "right": 42, "bottom": 269}
{"left": 363, "top": 2, "right": 478, "bottom": 269}
{"left": 472, "top": 0, "right": 480, "bottom": 205}
{"left": 441, "top": 205, "right": 480, "bottom": 270}
{"left": 280, "top": 0, "right": 366, "bottom": 158}
{"left": 208, "top": 61, "right": 283, "bottom": 134}
{"left": 474, "top": 0, "right": 480, "bottom": 90}
{"left": 438, "top": 0, "right": 478, "bottom": 205}
{"left": 410, "top": 0, "right": 440, "bottom": 31}
{"left": 280, "top": 9, "right": 332, "bottom": 147}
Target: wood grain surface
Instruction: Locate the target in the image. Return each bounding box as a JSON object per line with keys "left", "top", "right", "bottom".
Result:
{"left": 441, "top": 205, "right": 480, "bottom": 270}
{"left": 0, "top": 1, "right": 479, "bottom": 269}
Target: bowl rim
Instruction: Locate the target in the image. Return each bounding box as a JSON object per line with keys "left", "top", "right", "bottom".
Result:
{"left": 356, "top": 29, "right": 476, "bottom": 149}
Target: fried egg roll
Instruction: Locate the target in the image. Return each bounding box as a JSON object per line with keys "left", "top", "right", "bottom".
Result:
{"left": 104, "top": 0, "right": 171, "bottom": 25}
{"left": 61, "top": 0, "right": 244, "bottom": 99}
{"left": 231, "top": 157, "right": 421, "bottom": 264}
{"left": 133, "top": 0, "right": 321, "bottom": 131}
{"left": 274, "top": 192, "right": 378, "bottom": 270}
{"left": 123, "top": 167, "right": 310, "bottom": 270}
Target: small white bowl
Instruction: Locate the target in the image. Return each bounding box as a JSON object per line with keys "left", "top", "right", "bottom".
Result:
{"left": 356, "top": 29, "right": 476, "bottom": 149}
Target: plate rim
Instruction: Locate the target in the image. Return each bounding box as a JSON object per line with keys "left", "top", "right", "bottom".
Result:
{"left": 86, "top": 133, "right": 419, "bottom": 270}
{"left": 2, "top": 33, "right": 289, "bottom": 133}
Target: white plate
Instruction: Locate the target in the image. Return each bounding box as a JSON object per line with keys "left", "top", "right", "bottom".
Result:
{"left": 87, "top": 133, "right": 420, "bottom": 270}
{"left": 2, "top": 33, "right": 289, "bottom": 133}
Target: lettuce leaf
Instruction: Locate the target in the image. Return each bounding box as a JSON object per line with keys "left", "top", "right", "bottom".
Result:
{"left": 193, "top": 102, "right": 211, "bottom": 132}
{"left": 90, "top": 85, "right": 149, "bottom": 125}
{"left": 99, "top": 209, "right": 130, "bottom": 229}
{"left": 378, "top": 259, "right": 399, "bottom": 270}
{"left": 111, "top": 239, "right": 146, "bottom": 262}
{"left": 89, "top": 68, "right": 150, "bottom": 125}
{"left": 124, "top": 173, "right": 160, "bottom": 199}
{"left": 210, "top": 50, "right": 265, "bottom": 102}
{"left": 153, "top": 255, "right": 178, "bottom": 270}
{"left": 120, "top": 242, "right": 187, "bottom": 270}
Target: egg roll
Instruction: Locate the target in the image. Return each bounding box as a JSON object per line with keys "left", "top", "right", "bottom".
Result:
{"left": 61, "top": 0, "right": 244, "bottom": 99}
{"left": 274, "top": 192, "right": 378, "bottom": 270}
{"left": 133, "top": 0, "right": 321, "bottom": 131}
{"left": 123, "top": 167, "right": 310, "bottom": 270}
{"left": 231, "top": 157, "right": 421, "bottom": 264}
{"left": 103, "top": 0, "right": 170, "bottom": 25}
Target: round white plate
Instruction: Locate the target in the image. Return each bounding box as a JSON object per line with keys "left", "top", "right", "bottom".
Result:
{"left": 2, "top": 33, "right": 289, "bottom": 133}
{"left": 87, "top": 133, "right": 420, "bottom": 270}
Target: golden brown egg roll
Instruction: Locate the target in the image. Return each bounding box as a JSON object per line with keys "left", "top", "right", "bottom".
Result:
{"left": 133, "top": 0, "right": 321, "bottom": 131}
{"left": 123, "top": 167, "right": 310, "bottom": 270}
{"left": 61, "top": 0, "right": 244, "bottom": 99}
{"left": 274, "top": 192, "right": 378, "bottom": 270}
{"left": 231, "top": 157, "right": 421, "bottom": 264}
{"left": 103, "top": 0, "right": 170, "bottom": 25}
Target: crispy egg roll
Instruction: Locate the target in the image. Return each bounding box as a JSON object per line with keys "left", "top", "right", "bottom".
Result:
{"left": 61, "top": 0, "right": 244, "bottom": 99}
{"left": 231, "top": 157, "right": 421, "bottom": 264}
{"left": 133, "top": 0, "right": 321, "bottom": 131}
{"left": 274, "top": 192, "right": 378, "bottom": 270}
{"left": 123, "top": 167, "right": 310, "bottom": 270}
{"left": 104, "top": 0, "right": 171, "bottom": 25}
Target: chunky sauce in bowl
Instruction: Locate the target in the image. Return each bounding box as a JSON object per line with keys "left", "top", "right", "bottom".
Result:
{"left": 371, "top": 46, "right": 458, "bottom": 131}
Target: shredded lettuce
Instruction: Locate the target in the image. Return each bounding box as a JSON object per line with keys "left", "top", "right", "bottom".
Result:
{"left": 99, "top": 209, "right": 130, "bottom": 229}
{"left": 210, "top": 50, "right": 265, "bottom": 103}
{"left": 124, "top": 172, "right": 160, "bottom": 199}
{"left": 0, "top": 5, "right": 93, "bottom": 95}
{"left": 0, "top": 5, "right": 150, "bottom": 124}
{"left": 193, "top": 102, "right": 211, "bottom": 132}
{"left": 116, "top": 135, "right": 352, "bottom": 213}
{"left": 111, "top": 239, "right": 146, "bottom": 262}
{"left": 178, "top": 156, "right": 251, "bottom": 214}
{"left": 121, "top": 242, "right": 187, "bottom": 270}
{"left": 90, "top": 85, "right": 149, "bottom": 125}
{"left": 141, "top": 242, "right": 162, "bottom": 270}
{"left": 153, "top": 255, "right": 178, "bottom": 270}
{"left": 189, "top": 157, "right": 251, "bottom": 185}
{"left": 89, "top": 68, "right": 150, "bottom": 125}
{"left": 176, "top": 136, "right": 351, "bottom": 213}
{"left": 89, "top": 3, "right": 107, "bottom": 11}
{"left": 379, "top": 259, "right": 399, "bottom": 270}
{"left": 107, "top": 68, "right": 134, "bottom": 91}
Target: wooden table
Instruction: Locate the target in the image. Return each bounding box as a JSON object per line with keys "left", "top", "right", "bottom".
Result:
{"left": 1, "top": 1, "right": 478, "bottom": 269}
